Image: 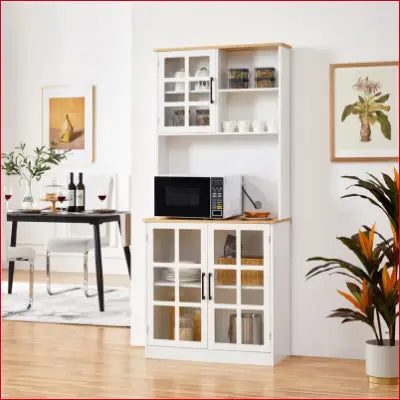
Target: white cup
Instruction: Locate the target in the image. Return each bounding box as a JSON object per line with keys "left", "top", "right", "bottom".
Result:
{"left": 252, "top": 120, "right": 266, "bottom": 133}
{"left": 222, "top": 121, "right": 237, "bottom": 132}
{"left": 238, "top": 120, "right": 251, "bottom": 133}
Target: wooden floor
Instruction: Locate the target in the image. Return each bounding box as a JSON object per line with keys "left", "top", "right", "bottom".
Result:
{"left": 1, "top": 272, "right": 398, "bottom": 398}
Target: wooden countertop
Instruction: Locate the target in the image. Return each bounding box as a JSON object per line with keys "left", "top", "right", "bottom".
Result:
{"left": 143, "top": 217, "right": 291, "bottom": 225}
{"left": 154, "top": 42, "right": 291, "bottom": 52}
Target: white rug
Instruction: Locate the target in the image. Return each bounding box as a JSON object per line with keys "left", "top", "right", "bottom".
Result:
{"left": 1, "top": 282, "right": 130, "bottom": 327}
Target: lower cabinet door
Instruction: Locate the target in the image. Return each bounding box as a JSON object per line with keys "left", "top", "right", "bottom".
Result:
{"left": 148, "top": 224, "right": 208, "bottom": 348}
{"left": 207, "top": 224, "right": 271, "bottom": 352}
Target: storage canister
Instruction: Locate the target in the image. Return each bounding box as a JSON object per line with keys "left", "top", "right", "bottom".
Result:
{"left": 229, "top": 68, "right": 249, "bottom": 89}
{"left": 255, "top": 78, "right": 275, "bottom": 88}
{"left": 228, "top": 313, "right": 263, "bottom": 344}
{"left": 255, "top": 67, "right": 275, "bottom": 79}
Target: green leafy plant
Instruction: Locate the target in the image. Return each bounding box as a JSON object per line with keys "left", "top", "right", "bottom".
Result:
{"left": 1, "top": 142, "right": 69, "bottom": 184}
{"left": 341, "top": 77, "right": 391, "bottom": 142}
{"left": 306, "top": 170, "right": 398, "bottom": 346}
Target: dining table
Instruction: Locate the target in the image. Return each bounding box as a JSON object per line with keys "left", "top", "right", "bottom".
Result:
{"left": 6, "top": 210, "right": 131, "bottom": 312}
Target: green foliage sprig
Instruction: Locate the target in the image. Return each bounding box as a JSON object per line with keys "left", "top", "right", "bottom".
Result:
{"left": 1, "top": 142, "right": 69, "bottom": 183}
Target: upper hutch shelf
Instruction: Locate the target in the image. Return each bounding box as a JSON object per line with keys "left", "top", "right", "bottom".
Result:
{"left": 155, "top": 42, "right": 291, "bottom": 219}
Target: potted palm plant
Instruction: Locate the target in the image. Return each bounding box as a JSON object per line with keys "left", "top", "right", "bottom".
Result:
{"left": 306, "top": 169, "right": 398, "bottom": 384}
{"left": 1, "top": 143, "right": 69, "bottom": 209}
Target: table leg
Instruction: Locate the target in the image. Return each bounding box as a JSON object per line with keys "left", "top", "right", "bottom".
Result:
{"left": 93, "top": 224, "right": 105, "bottom": 312}
{"left": 8, "top": 221, "right": 18, "bottom": 294}
{"left": 118, "top": 220, "right": 131, "bottom": 278}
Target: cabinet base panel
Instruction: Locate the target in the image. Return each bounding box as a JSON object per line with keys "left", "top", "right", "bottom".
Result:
{"left": 145, "top": 345, "right": 286, "bottom": 366}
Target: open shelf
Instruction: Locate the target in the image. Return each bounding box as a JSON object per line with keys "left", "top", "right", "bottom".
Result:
{"left": 158, "top": 131, "right": 278, "bottom": 137}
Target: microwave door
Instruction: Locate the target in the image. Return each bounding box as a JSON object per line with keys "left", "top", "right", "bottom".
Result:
{"left": 155, "top": 177, "right": 211, "bottom": 218}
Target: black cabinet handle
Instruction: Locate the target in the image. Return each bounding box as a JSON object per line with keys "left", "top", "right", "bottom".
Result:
{"left": 210, "top": 77, "right": 214, "bottom": 104}
{"left": 208, "top": 273, "right": 213, "bottom": 300}
{"left": 201, "top": 272, "right": 206, "bottom": 300}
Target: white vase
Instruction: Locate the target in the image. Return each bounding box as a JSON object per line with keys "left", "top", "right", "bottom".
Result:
{"left": 366, "top": 339, "right": 399, "bottom": 384}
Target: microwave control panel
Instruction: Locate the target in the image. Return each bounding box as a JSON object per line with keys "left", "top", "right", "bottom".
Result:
{"left": 210, "top": 177, "right": 223, "bottom": 218}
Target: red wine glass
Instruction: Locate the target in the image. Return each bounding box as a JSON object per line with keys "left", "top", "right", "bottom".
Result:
{"left": 57, "top": 187, "right": 67, "bottom": 213}
{"left": 98, "top": 193, "right": 107, "bottom": 209}
{"left": 4, "top": 185, "right": 12, "bottom": 212}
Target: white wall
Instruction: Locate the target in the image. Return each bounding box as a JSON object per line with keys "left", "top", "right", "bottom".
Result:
{"left": 2, "top": 1, "right": 398, "bottom": 359}
{"left": 1, "top": 2, "right": 133, "bottom": 274}
{"left": 130, "top": 1, "right": 398, "bottom": 359}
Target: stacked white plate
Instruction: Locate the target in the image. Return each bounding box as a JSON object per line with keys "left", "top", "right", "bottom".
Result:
{"left": 162, "top": 270, "right": 175, "bottom": 283}
{"left": 180, "top": 270, "right": 200, "bottom": 283}
{"left": 161, "top": 269, "right": 200, "bottom": 283}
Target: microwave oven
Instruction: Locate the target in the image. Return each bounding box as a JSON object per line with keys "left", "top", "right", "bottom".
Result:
{"left": 154, "top": 175, "right": 242, "bottom": 219}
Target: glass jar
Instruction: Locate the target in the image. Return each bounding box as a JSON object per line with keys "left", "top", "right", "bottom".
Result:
{"left": 229, "top": 68, "right": 249, "bottom": 89}
{"left": 172, "top": 109, "right": 185, "bottom": 126}
{"left": 196, "top": 109, "right": 209, "bottom": 126}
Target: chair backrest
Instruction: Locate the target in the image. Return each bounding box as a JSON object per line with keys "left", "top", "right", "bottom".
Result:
{"left": 67, "top": 174, "right": 114, "bottom": 243}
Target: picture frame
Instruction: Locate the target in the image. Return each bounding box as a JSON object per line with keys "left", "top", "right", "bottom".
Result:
{"left": 42, "top": 85, "right": 94, "bottom": 163}
{"left": 330, "top": 62, "right": 398, "bottom": 162}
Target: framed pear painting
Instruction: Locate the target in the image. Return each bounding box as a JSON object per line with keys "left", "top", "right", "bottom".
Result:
{"left": 330, "top": 62, "right": 398, "bottom": 162}
{"left": 42, "top": 85, "right": 94, "bottom": 163}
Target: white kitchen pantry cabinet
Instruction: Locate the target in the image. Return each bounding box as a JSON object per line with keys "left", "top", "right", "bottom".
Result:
{"left": 144, "top": 218, "right": 291, "bottom": 366}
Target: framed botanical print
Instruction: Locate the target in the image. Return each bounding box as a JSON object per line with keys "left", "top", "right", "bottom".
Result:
{"left": 42, "top": 85, "right": 94, "bottom": 163}
{"left": 330, "top": 62, "right": 398, "bottom": 162}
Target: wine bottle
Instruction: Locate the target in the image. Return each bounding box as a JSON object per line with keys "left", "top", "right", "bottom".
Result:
{"left": 76, "top": 172, "right": 85, "bottom": 212}
{"left": 67, "top": 172, "right": 76, "bottom": 212}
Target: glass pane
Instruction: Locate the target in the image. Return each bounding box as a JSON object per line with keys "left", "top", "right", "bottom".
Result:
{"left": 164, "top": 106, "right": 185, "bottom": 128}
{"left": 214, "top": 230, "right": 236, "bottom": 265}
{"left": 164, "top": 57, "right": 185, "bottom": 78}
{"left": 154, "top": 267, "right": 175, "bottom": 301}
{"left": 215, "top": 309, "right": 236, "bottom": 344}
{"left": 241, "top": 231, "right": 264, "bottom": 266}
{"left": 179, "top": 268, "right": 201, "bottom": 302}
{"left": 215, "top": 269, "right": 236, "bottom": 304}
{"left": 165, "top": 82, "right": 185, "bottom": 102}
{"left": 179, "top": 307, "right": 201, "bottom": 342}
{"left": 153, "top": 229, "right": 174, "bottom": 263}
{"left": 154, "top": 305, "right": 175, "bottom": 340}
{"left": 241, "top": 310, "right": 264, "bottom": 345}
{"left": 179, "top": 229, "right": 201, "bottom": 264}
{"left": 189, "top": 106, "right": 210, "bottom": 127}
{"left": 189, "top": 81, "right": 210, "bottom": 102}
{"left": 241, "top": 268, "right": 264, "bottom": 306}
{"left": 189, "top": 56, "right": 210, "bottom": 78}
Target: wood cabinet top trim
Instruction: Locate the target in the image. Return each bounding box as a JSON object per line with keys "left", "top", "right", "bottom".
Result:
{"left": 154, "top": 43, "right": 291, "bottom": 52}
{"left": 143, "top": 217, "right": 291, "bottom": 225}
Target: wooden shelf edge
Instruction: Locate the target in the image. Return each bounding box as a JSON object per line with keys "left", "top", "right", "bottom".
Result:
{"left": 143, "top": 217, "right": 291, "bottom": 225}
{"left": 154, "top": 42, "right": 291, "bottom": 52}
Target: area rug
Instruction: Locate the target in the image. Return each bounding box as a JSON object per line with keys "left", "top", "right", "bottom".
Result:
{"left": 1, "top": 282, "right": 130, "bottom": 327}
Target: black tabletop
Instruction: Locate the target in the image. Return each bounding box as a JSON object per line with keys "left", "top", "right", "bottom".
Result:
{"left": 7, "top": 210, "right": 130, "bottom": 224}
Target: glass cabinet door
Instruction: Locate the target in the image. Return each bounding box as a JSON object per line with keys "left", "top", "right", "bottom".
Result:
{"left": 208, "top": 225, "right": 270, "bottom": 352}
{"left": 149, "top": 225, "right": 207, "bottom": 348}
{"left": 158, "top": 50, "right": 216, "bottom": 133}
